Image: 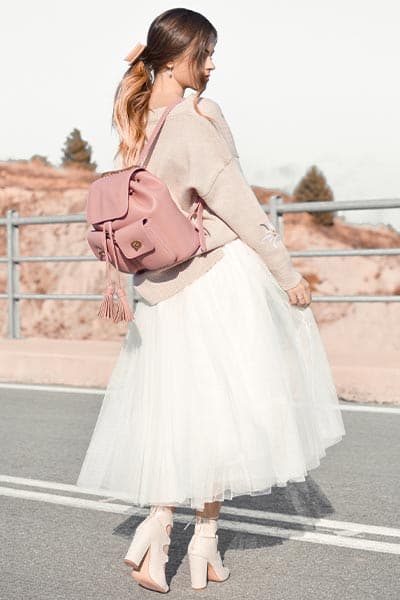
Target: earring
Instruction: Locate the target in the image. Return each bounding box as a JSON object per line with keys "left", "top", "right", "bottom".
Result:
{"left": 168, "top": 66, "right": 173, "bottom": 78}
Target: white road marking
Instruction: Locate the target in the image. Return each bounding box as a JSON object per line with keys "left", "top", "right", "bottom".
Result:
{"left": 0, "top": 382, "right": 399, "bottom": 413}
{"left": 0, "top": 382, "right": 104, "bottom": 395}
{"left": 339, "top": 403, "right": 400, "bottom": 414}
{"left": 1, "top": 476, "right": 400, "bottom": 555}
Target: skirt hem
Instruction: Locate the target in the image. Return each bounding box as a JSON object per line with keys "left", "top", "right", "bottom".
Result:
{"left": 76, "top": 432, "right": 345, "bottom": 511}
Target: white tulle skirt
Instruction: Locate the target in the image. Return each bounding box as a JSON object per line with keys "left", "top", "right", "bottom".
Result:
{"left": 76, "top": 238, "right": 346, "bottom": 510}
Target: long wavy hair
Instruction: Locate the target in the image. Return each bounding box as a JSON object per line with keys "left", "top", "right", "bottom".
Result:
{"left": 112, "top": 8, "right": 218, "bottom": 168}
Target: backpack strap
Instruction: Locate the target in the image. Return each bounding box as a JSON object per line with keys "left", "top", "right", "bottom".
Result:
{"left": 137, "top": 97, "right": 184, "bottom": 167}
{"left": 138, "top": 96, "right": 208, "bottom": 252}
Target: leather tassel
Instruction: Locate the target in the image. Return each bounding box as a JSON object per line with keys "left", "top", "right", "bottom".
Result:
{"left": 112, "top": 286, "right": 135, "bottom": 322}
{"left": 98, "top": 283, "right": 116, "bottom": 320}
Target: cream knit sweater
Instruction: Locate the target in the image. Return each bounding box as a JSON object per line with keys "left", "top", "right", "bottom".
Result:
{"left": 114, "top": 92, "right": 302, "bottom": 305}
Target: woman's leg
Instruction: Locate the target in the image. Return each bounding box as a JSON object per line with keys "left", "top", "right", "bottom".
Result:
{"left": 152, "top": 502, "right": 221, "bottom": 518}
{"left": 195, "top": 500, "right": 222, "bottom": 519}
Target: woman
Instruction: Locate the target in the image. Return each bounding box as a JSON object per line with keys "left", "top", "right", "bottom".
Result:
{"left": 76, "top": 7, "right": 346, "bottom": 594}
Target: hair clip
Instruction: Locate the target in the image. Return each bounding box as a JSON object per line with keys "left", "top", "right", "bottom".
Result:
{"left": 124, "top": 42, "right": 147, "bottom": 63}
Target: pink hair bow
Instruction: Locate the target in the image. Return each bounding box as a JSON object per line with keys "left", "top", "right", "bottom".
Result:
{"left": 124, "top": 42, "right": 147, "bottom": 63}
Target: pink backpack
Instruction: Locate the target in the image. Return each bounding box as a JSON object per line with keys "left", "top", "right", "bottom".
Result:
{"left": 86, "top": 98, "right": 207, "bottom": 323}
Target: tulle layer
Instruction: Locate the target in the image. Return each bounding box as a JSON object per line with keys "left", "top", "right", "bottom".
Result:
{"left": 76, "top": 238, "right": 345, "bottom": 510}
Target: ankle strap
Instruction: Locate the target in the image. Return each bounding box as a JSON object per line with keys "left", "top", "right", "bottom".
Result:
{"left": 194, "top": 516, "right": 218, "bottom": 536}
{"left": 150, "top": 505, "right": 174, "bottom": 527}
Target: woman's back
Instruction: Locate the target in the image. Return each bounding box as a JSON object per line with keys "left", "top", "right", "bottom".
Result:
{"left": 115, "top": 93, "right": 302, "bottom": 305}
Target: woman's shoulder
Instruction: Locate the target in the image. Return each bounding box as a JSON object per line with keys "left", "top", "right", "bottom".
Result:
{"left": 188, "top": 94, "right": 239, "bottom": 158}
{"left": 162, "top": 94, "right": 223, "bottom": 135}
{"left": 178, "top": 93, "right": 225, "bottom": 121}
{"left": 148, "top": 94, "right": 222, "bottom": 133}
{"left": 174, "top": 94, "right": 239, "bottom": 157}
{"left": 147, "top": 93, "right": 222, "bottom": 121}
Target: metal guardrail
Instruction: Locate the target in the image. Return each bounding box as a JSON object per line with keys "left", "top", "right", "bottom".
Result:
{"left": 0, "top": 196, "right": 399, "bottom": 338}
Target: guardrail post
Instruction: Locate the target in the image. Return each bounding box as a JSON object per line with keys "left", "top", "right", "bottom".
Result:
{"left": 269, "top": 194, "right": 277, "bottom": 229}
{"left": 276, "top": 194, "right": 284, "bottom": 236}
{"left": 6, "top": 209, "right": 20, "bottom": 339}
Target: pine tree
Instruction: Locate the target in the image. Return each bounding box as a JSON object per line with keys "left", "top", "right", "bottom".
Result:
{"left": 60, "top": 128, "right": 97, "bottom": 171}
{"left": 293, "top": 165, "right": 335, "bottom": 225}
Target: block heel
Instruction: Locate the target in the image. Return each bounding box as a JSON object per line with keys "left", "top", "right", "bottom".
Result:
{"left": 124, "top": 522, "right": 154, "bottom": 569}
{"left": 188, "top": 551, "right": 208, "bottom": 589}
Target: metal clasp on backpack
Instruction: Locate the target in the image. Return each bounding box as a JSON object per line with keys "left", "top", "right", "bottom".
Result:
{"left": 130, "top": 240, "right": 142, "bottom": 251}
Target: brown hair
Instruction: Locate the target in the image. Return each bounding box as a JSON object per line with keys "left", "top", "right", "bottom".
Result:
{"left": 112, "top": 8, "right": 218, "bottom": 168}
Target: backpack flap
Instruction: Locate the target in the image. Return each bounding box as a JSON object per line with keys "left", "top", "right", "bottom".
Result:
{"left": 114, "top": 218, "right": 155, "bottom": 259}
{"left": 86, "top": 167, "right": 145, "bottom": 225}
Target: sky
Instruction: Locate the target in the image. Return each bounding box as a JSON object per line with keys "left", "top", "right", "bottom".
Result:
{"left": 2, "top": 0, "right": 400, "bottom": 230}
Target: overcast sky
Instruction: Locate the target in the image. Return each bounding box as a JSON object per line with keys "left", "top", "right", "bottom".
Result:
{"left": 2, "top": 0, "right": 400, "bottom": 230}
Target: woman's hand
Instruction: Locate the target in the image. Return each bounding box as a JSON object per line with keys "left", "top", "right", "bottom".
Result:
{"left": 286, "top": 276, "right": 312, "bottom": 307}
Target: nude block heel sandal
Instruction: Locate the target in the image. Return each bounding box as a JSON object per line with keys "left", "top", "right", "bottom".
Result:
{"left": 124, "top": 505, "right": 173, "bottom": 593}
{"left": 187, "top": 517, "right": 230, "bottom": 590}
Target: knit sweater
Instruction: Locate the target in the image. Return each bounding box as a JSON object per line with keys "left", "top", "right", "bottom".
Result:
{"left": 114, "top": 92, "right": 302, "bottom": 305}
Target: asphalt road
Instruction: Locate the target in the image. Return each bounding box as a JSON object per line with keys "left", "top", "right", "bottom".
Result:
{"left": 1, "top": 385, "right": 399, "bottom": 600}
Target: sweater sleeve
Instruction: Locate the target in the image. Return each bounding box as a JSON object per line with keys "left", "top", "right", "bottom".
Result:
{"left": 184, "top": 99, "right": 303, "bottom": 291}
